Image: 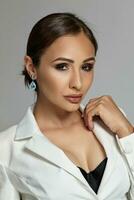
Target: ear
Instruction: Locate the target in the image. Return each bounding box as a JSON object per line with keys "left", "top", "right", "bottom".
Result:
{"left": 24, "top": 55, "right": 37, "bottom": 78}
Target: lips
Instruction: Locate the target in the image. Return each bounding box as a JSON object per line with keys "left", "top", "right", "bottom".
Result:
{"left": 64, "top": 94, "right": 83, "bottom": 98}
{"left": 64, "top": 95, "right": 82, "bottom": 103}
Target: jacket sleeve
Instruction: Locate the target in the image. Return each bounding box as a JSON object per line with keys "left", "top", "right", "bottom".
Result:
{"left": 0, "top": 126, "right": 21, "bottom": 199}
{"left": 115, "top": 107, "right": 134, "bottom": 199}
{"left": 0, "top": 164, "right": 20, "bottom": 200}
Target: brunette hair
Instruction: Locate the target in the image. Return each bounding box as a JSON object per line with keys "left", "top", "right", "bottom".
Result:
{"left": 22, "top": 12, "right": 98, "bottom": 92}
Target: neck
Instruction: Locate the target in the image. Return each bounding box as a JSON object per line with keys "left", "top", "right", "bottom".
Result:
{"left": 33, "top": 96, "right": 82, "bottom": 131}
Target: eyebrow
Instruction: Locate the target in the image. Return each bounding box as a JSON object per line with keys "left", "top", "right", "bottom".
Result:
{"left": 51, "top": 57, "right": 95, "bottom": 63}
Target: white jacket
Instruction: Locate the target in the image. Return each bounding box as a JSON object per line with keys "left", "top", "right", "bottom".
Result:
{"left": 0, "top": 104, "right": 134, "bottom": 200}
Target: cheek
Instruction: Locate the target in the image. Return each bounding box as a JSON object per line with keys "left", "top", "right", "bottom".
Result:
{"left": 83, "top": 71, "right": 94, "bottom": 87}
{"left": 89, "top": 71, "right": 94, "bottom": 84}
{"left": 37, "top": 70, "right": 67, "bottom": 93}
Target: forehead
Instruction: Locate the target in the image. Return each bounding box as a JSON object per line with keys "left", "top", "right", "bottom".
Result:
{"left": 41, "top": 32, "right": 95, "bottom": 61}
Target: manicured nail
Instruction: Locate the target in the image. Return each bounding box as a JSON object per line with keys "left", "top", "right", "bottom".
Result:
{"left": 88, "top": 121, "right": 94, "bottom": 130}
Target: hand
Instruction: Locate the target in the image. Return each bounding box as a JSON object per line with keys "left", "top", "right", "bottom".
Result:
{"left": 83, "top": 95, "right": 133, "bottom": 138}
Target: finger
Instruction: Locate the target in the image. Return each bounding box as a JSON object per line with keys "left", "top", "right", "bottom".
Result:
{"left": 83, "top": 105, "right": 89, "bottom": 127}
{"left": 85, "top": 100, "right": 99, "bottom": 116}
{"left": 83, "top": 98, "right": 101, "bottom": 129}
{"left": 86, "top": 97, "right": 102, "bottom": 109}
{"left": 88, "top": 115, "right": 94, "bottom": 130}
{"left": 85, "top": 101, "right": 100, "bottom": 117}
{"left": 83, "top": 101, "right": 99, "bottom": 127}
{"left": 86, "top": 107, "right": 100, "bottom": 130}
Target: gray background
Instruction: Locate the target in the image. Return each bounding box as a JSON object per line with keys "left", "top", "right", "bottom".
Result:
{"left": 0, "top": 0, "right": 134, "bottom": 131}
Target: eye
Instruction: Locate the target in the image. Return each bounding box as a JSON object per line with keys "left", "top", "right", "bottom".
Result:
{"left": 82, "top": 63, "right": 94, "bottom": 72}
{"left": 55, "top": 63, "right": 68, "bottom": 71}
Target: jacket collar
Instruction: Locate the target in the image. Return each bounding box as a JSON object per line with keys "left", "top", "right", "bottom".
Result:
{"left": 14, "top": 103, "right": 116, "bottom": 196}
{"left": 15, "top": 104, "right": 41, "bottom": 140}
{"left": 14, "top": 103, "right": 85, "bottom": 141}
{"left": 14, "top": 104, "right": 96, "bottom": 194}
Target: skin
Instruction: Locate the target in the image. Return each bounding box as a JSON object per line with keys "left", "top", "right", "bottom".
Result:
{"left": 83, "top": 95, "right": 134, "bottom": 138}
{"left": 25, "top": 31, "right": 96, "bottom": 130}
{"left": 24, "top": 31, "right": 133, "bottom": 172}
{"left": 25, "top": 31, "right": 133, "bottom": 139}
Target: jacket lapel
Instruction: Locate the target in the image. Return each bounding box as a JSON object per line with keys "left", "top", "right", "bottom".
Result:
{"left": 24, "top": 133, "right": 92, "bottom": 189}
{"left": 14, "top": 103, "right": 117, "bottom": 195}
{"left": 93, "top": 119, "right": 117, "bottom": 194}
{"left": 14, "top": 104, "right": 95, "bottom": 194}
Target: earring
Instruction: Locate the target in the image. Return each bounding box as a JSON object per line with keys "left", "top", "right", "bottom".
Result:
{"left": 28, "top": 74, "right": 36, "bottom": 91}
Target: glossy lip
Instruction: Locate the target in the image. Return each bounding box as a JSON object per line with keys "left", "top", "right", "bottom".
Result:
{"left": 64, "top": 94, "right": 83, "bottom": 98}
{"left": 64, "top": 96, "right": 82, "bottom": 104}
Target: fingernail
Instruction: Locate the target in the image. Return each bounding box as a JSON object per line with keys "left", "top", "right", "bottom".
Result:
{"left": 86, "top": 125, "right": 91, "bottom": 130}
{"left": 88, "top": 126, "right": 92, "bottom": 131}
{"left": 88, "top": 121, "right": 93, "bottom": 130}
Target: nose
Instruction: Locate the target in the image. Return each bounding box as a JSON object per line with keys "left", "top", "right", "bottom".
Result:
{"left": 69, "top": 69, "right": 82, "bottom": 91}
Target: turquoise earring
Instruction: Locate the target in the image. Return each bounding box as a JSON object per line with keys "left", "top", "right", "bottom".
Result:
{"left": 28, "top": 74, "right": 36, "bottom": 91}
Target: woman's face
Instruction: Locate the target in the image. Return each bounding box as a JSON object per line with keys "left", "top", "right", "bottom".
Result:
{"left": 35, "top": 31, "right": 96, "bottom": 112}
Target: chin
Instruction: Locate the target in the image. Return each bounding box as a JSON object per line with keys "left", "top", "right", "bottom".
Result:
{"left": 65, "top": 103, "right": 80, "bottom": 112}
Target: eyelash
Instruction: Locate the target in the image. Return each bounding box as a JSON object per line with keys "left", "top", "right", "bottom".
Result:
{"left": 55, "top": 63, "right": 94, "bottom": 72}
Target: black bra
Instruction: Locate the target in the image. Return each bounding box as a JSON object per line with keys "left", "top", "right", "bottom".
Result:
{"left": 77, "top": 157, "right": 108, "bottom": 194}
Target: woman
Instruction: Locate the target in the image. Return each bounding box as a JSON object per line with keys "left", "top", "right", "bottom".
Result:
{"left": 0, "top": 12, "right": 134, "bottom": 200}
